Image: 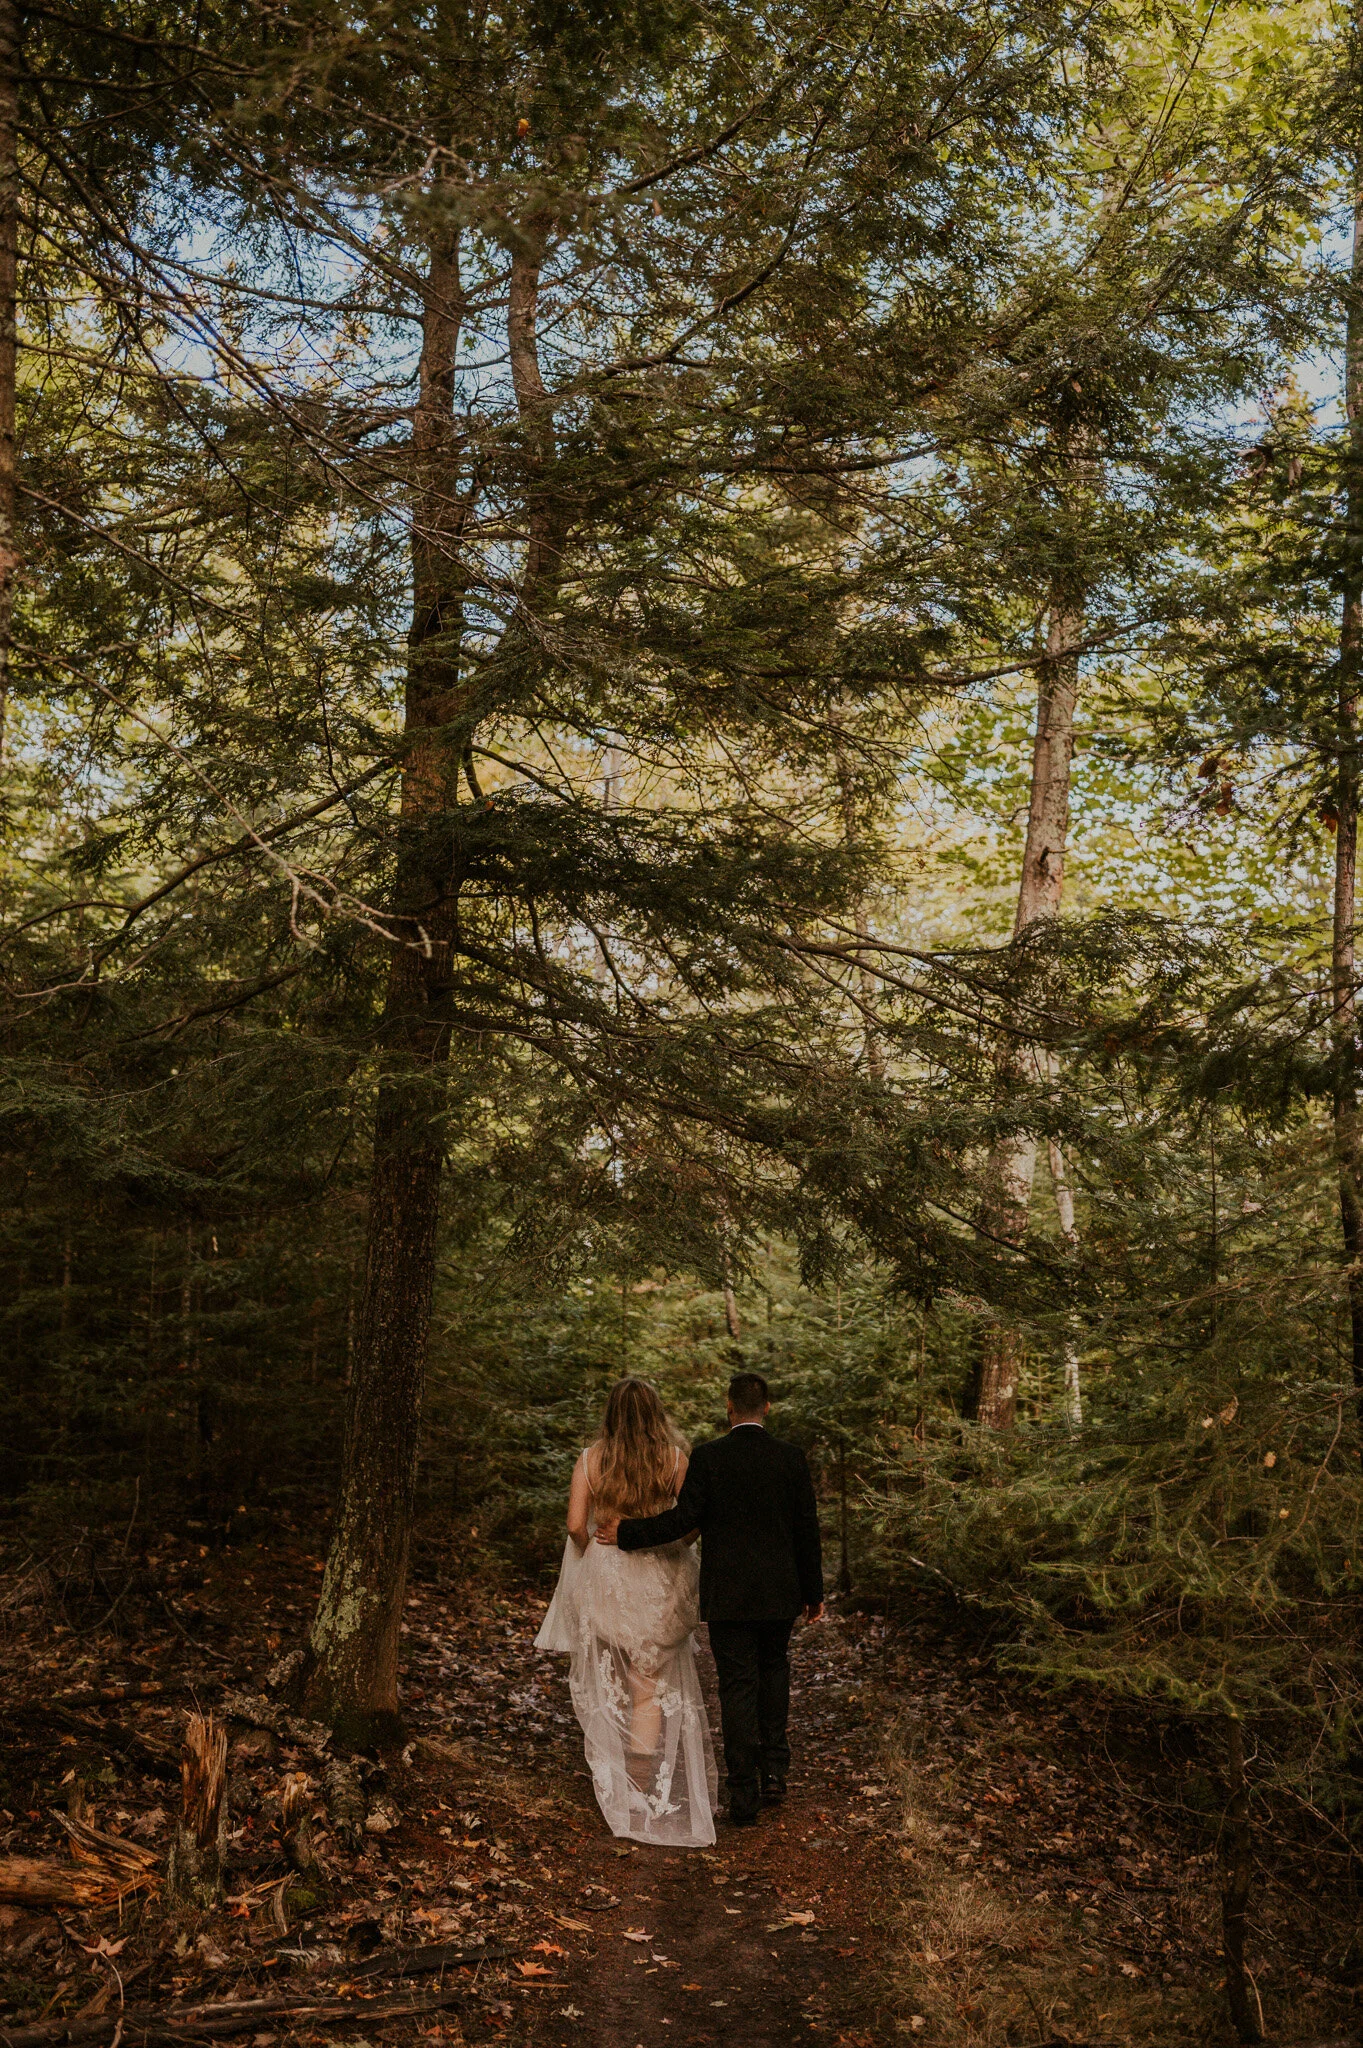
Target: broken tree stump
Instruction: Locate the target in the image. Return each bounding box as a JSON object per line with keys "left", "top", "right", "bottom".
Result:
{"left": 0, "top": 1815, "right": 159, "bottom": 1908}
{"left": 166, "top": 1712, "right": 227, "bottom": 1909}
{"left": 60, "top": 1811, "right": 160, "bottom": 1896}
{"left": 279, "top": 1771, "right": 319, "bottom": 1874}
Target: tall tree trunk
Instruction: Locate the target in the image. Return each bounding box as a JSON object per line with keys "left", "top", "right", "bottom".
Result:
{"left": 723, "top": 1278, "right": 741, "bottom": 1339}
{"left": 1048, "top": 1137, "right": 1083, "bottom": 1427}
{"left": 974, "top": 597, "right": 1082, "bottom": 1429}
{"left": 303, "top": 229, "right": 467, "bottom": 1745}
{"left": 832, "top": 723, "right": 883, "bottom": 1079}
{"left": 304, "top": 218, "right": 564, "bottom": 1743}
{"left": 594, "top": 735, "right": 622, "bottom": 984}
{"left": 507, "top": 221, "right": 558, "bottom": 593}
{"left": 0, "top": 0, "right": 17, "bottom": 767}
{"left": 1219, "top": 1716, "right": 1262, "bottom": 2042}
{"left": 1334, "top": 155, "right": 1363, "bottom": 1409}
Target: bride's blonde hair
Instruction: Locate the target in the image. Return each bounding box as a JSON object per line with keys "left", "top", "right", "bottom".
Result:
{"left": 591, "top": 1377, "right": 687, "bottom": 1517}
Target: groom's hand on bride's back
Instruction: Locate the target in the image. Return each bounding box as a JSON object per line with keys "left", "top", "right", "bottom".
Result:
{"left": 595, "top": 1516, "right": 620, "bottom": 1545}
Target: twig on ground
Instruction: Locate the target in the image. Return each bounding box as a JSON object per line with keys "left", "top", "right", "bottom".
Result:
{"left": 0, "top": 1967, "right": 514, "bottom": 2048}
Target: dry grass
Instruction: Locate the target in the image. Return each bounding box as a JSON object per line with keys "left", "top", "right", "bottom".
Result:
{"left": 881, "top": 1744, "right": 1232, "bottom": 2046}
{"left": 874, "top": 1698, "right": 1361, "bottom": 2048}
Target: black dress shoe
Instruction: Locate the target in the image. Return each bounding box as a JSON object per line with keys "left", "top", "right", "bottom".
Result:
{"left": 761, "top": 1776, "right": 787, "bottom": 1803}
{"left": 727, "top": 1803, "right": 760, "bottom": 1827}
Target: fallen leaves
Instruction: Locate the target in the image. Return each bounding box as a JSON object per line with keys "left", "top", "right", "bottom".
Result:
{"left": 766, "top": 1910, "right": 815, "bottom": 1931}
{"left": 0, "top": 1554, "right": 922, "bottom": 2048}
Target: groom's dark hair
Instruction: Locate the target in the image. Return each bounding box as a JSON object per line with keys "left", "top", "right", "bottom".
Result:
{"left": 728, "top": 1371, "right": 769, "bottom": 1416}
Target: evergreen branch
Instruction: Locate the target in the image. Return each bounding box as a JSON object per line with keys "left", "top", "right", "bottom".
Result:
{"left": 17, "top": 654, "right": 415, "bottom": 967}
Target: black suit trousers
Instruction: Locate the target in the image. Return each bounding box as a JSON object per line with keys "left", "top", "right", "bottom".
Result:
{"left": 707, "top": 1618, "right": 795, "bottom": 1819}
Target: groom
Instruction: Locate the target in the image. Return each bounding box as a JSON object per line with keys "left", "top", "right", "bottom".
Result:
{"left": 596, "top": 1371, "right": 824, "bottom": 1827}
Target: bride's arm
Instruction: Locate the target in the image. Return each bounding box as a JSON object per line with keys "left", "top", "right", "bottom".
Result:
{"left": 675, "top": 1456, "right": 701, "bottom": 1544}
{"left": 566, "top": 1455, "right": 593, "bottom": 1553}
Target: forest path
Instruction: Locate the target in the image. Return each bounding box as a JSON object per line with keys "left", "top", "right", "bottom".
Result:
{"left": 0, "top": 1539, "right": 892, "bottom": 2048}
{"left": 6, "top": 1538, "right": 1355, "bottom": 2045}
{"left": 520, "top": 1615, "right": 894, "bottom": 2048}
{"left": 403, "top": 1586, "right": 900, "bottom": 2048}
{"left": 398, "top": 1569, "right": 1354, "bottom": 2048}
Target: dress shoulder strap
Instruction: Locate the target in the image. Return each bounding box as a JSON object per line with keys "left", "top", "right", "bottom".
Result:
{"left": 672, "top": 1445, "right": 683, "bottom": 1485}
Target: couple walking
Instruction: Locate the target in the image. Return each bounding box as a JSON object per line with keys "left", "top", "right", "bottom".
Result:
{"left": 535, "top": 1371, "right": 824, "bottom": 1846}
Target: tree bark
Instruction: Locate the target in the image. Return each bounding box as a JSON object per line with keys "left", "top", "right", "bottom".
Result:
{"left": 304, "top": 217, "right": 566, "bottom": 1743}
{"left": 0, "top": 0, "right": 17, "bottom": 767}
{"left": 323, "top": 1754, "right": 367, "bottom": 1849}
{"left": 0, "top": 1857, "right": 89, "bottom": 1906}
{"left": 1219, "top": 1716, "right": 1262, "bottom": 2042}
{"left": 508, "top": 225, "right": 558, "bottom": 595}
{"left": 1048, "top": 1137, "right": 1083, "bottom": 1427}
{"left": 593, "top": 735, "right": 622, "bottom": 983}
{"left": 832, "top": 724, "right": 883, "bottom": 1079}
{"left": 975, "top": 597, "right": 1082, "bottom": 1429}
{"left": 1334, "top": 152, "right": 1363, "bottom": 1410}
{"left": 302, "top": 230, "right": 467, "bottom": 1745}
{"left": 0, "top": 1840, "right": 155, "bottom": 1908}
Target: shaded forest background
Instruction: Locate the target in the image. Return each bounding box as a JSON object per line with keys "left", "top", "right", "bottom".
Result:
{"left": 4, "top": 0, "right": 1363, "bottom": 2033}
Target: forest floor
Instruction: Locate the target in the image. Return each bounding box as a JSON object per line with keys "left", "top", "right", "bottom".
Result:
{"left": 0, "top": 1528, "right": 1358, "bottom": 2048}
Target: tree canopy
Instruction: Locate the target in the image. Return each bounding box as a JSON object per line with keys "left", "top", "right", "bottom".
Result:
{"left": 3, "top": 0, "right": 1362, "bottom": 2033}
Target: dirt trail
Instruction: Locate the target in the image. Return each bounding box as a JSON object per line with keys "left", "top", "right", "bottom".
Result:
{"left": 404, "top": 1580, "right": 1360, "bottom": 2048}
{"left": 0, "top": 1541, "right": 900, "bottom": 2048}
{"left": 4, "top": 1538, "right": 1358, "bottom": 2046}
{"left": 506, "top": 1614, "right": 896, "bottom": 2048}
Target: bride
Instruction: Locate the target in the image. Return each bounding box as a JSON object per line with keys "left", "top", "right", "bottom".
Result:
{"left": 535, "top": 1377, "right": 718, "bottom": 1847}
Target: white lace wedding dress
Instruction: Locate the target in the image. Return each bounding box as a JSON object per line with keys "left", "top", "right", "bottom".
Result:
{"left": 535, "top": 1449, "right": 718, "bottom": 1847}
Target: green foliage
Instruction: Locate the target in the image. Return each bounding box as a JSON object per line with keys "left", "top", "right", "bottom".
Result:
{"left": 5, "top": 0, "right": 1363, "bottom": 1988}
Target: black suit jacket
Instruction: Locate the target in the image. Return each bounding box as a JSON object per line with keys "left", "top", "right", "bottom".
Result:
{"left": 617, "top": 1426, "right": 823, "bottom": 1623}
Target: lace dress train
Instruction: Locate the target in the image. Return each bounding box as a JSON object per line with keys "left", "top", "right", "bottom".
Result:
{"left": 534, "top": 1463, "right": 717, "bottom": 1848}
